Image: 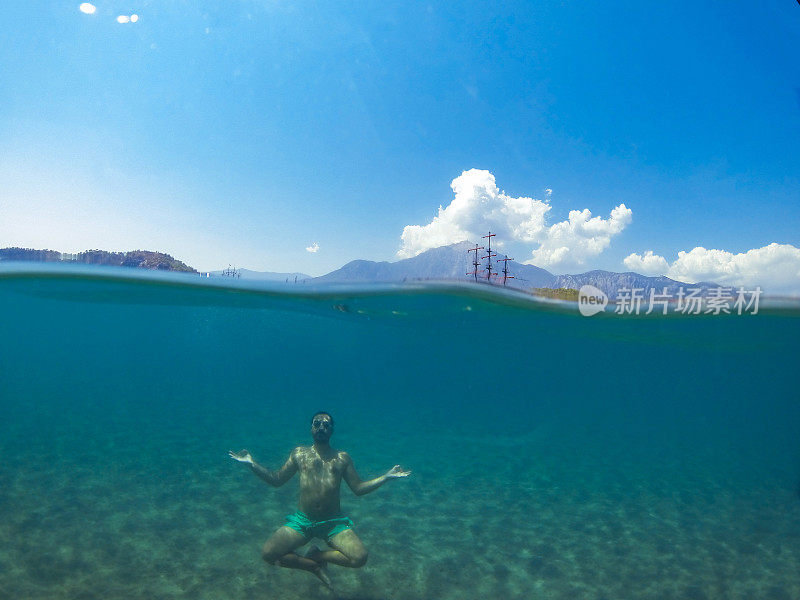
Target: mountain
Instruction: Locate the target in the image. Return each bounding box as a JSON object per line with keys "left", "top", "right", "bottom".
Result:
{"left": 0, "top": 248, "right": 62, "bottom": 263}
{"left": 312, "top": 241, "right": 721, "bottom": 297}
{"left": 0, "top": 247, "right": 196, "bottom": 272}
{"left": 207, "top": 268, "right": 312, "bottom": 282}
{"left": 2, "top": 243, "right": 724, "bottom": 297}
{"left": 314, "top": 241, "right": 554, "bottom": 287}
{"left": 551, "top": 270, "right": 721, "bottom": 299}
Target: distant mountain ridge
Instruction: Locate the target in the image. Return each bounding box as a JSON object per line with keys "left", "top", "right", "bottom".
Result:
{"left": 314, "top": 241, "right": 554, "bottom": 287}
{"left": 0, "top": 247, "right": 196, "bottom": 273}
{"left": 2, "top": 243, "right": 724, "bottom": 297}
{"left": 550, "top": 271, "right": 722, "bottom": 299}
{"left": 313, "top": 241, "right": 721, "bottom": 298}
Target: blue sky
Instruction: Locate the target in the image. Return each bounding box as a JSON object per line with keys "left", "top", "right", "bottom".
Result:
{"left": 1, "top": 1, "right": 799, "bottom": 289}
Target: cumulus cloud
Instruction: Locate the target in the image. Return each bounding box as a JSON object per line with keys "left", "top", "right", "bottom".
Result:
{"left": 398, "top": 169, "right": 550, "bottom": 258}
{"left": 624, "top": 243, "right": 800, "bottom": 293}
{"left": 528, "top": 204, "right": 632, "bottom": 268}
{"left": 397, "top": 169, "right": 632, "bottom": 270}
{"left": 79, "top": 3, "right": 96, "bottom": 15}
{"left": 305, "top": 242, "right": 320, "bottom": 253}
{"left": 623, "top": 250, "right": 670, "bottom": 276}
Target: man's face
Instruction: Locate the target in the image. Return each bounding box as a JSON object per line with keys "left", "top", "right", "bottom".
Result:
{"left": 311, "top": 414, "right": 333, "bottom": 442}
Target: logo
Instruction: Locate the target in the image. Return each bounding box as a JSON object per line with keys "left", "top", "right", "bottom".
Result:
{"left": 578, "top": 285, "right": 608, "bottom": 316}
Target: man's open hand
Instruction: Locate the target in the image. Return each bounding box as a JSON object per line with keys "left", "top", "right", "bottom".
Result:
{"left": 386, "top": 465, "right": 411, "bottom": 478}
{"left": 229, "top": 449, "right": 254, "bottom": 464}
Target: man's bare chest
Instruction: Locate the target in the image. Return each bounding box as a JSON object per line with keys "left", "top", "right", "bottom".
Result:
{"left": 296, "top": 452, "right": 345, "bottom": 484}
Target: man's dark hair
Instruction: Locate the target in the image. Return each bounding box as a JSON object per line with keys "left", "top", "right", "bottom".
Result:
{"left": 311, "top": 411, "right": 334, "bottom": 427}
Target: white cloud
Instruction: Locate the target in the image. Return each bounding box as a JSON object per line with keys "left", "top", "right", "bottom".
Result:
{"left": 527, "top": 204, "right": 632, "bottom": 268}
{"left": 79, "top": 3, "right": 96, "bottom": 15}
{"left": 398, "top": 169, "right": 550, "bottom": 258}
{"left": 398, "top": 169, "right": 632, "bottom": 269}
{"left": 117, "top": 15, "right": 130, "bottom": 23}
{"left": 305, "top": 242, "right": 320, "bottom": 253}
{"left": 623, "top": 244, "right": 800, "bottom": 294}
{"left": 623, "top": 250, "right": 670, "bottom": 275}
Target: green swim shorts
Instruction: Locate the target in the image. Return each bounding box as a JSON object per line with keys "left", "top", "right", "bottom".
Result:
{"left": 283, "top": 511, "right": 354, "bottom": 541}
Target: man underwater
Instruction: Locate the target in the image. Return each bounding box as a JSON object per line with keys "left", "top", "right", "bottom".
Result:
{"left": 229, "top": 412, "right": 411, "bottom": 591}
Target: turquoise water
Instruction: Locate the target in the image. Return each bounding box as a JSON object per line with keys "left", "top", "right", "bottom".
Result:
{"left": 1, "top": 264, "right": 799, "bottom": 600}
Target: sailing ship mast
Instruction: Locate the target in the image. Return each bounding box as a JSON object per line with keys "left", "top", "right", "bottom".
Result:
{"left": 497, "top": 255, "right": 515, "bottom": 286}
{"left": 482, "top": 231, "right": 497, "bottom": 281}
{"left": 466, "top": 244, "right": 484, "bottom": 281}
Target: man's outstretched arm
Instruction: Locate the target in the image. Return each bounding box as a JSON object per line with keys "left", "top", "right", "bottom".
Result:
{"left": 229, "top": 448, "right": 298, "bottom": 487}
{"left": 342, "top": 452, "right": 410, "bottom": 496}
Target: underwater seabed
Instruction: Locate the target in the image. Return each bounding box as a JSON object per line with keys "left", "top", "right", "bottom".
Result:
{"left": 1, "top": 263, "right": 799, "bottom": 599}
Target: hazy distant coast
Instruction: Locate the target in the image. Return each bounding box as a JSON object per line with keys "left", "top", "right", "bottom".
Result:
{"left": 0, "top": 247, "right": 196, "bottom": 273}
{"left": 1, "top": 242, "right": 723, "bottom": 299}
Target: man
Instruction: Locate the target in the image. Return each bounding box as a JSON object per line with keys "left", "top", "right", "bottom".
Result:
{"left": 229, "top": 411, "right": 411, "bottom": 591}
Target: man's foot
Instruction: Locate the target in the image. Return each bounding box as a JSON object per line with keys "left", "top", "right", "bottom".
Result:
{"left": 306, "top": 546, "right": 334, "bottom": 592}
{"left": 313, "top": 565, "right": 334, "bottom": 592}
